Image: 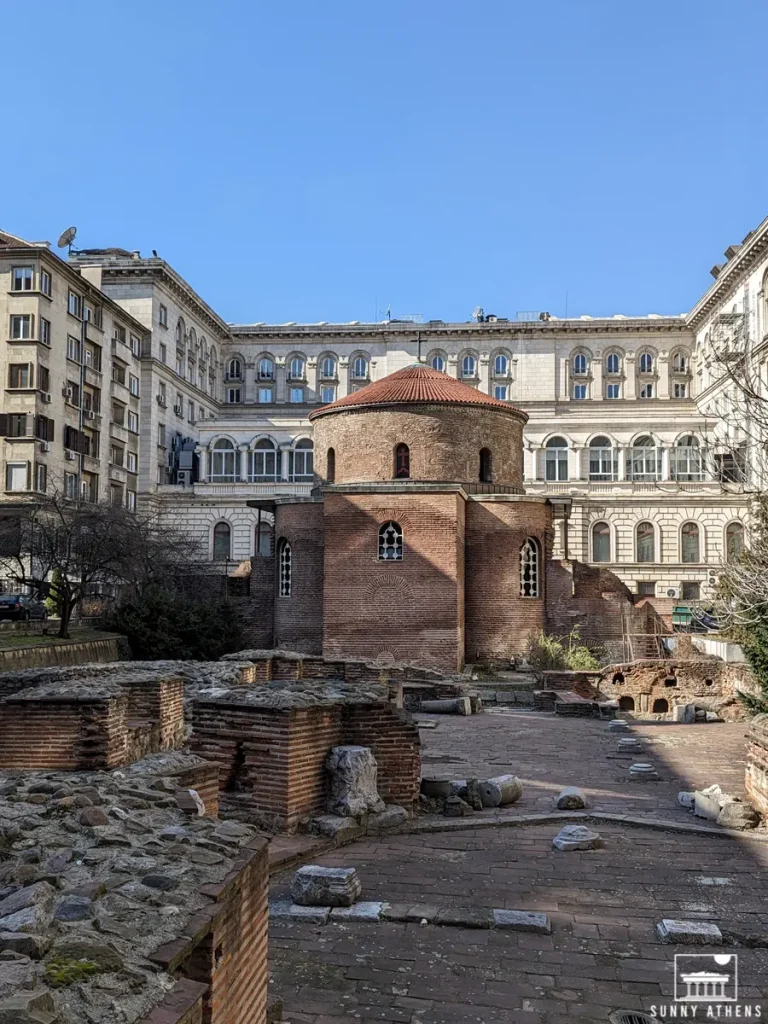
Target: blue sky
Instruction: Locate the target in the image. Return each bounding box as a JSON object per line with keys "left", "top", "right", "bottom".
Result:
{"left": 4, "top": 1, "right": 767, "bottom": 323}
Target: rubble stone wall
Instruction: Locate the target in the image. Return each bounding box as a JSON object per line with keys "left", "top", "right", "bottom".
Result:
{"left": 150, "top": 839, "right": 269, "bottom": 1024}
{"left": 746, "top": 714, "right": 768, "bottom": 815}
{"left": 599, "top": 659, "right": 753, "bottom": 719}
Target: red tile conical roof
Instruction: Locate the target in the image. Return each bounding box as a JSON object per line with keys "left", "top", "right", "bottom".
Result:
{"left": 308, "top": 363, "right": 526, "bottom": 421}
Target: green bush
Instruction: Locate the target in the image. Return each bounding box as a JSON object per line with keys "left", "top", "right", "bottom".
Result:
{"left": 527, "top": 628, "right": 601, "bottom": 678}
{"left": 108, "top": 585, "right": 244, "bottom": 661}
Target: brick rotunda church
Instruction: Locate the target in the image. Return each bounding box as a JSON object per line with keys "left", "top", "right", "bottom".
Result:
{"left": 257, "top": 364, "right": 553, "bottom": 672}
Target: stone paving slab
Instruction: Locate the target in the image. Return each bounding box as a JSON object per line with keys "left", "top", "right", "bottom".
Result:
{"left": 270, "top": 823, "right": 768, "bottom": 1022}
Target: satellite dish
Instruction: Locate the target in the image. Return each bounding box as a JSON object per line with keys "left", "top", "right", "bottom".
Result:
{"left": 57, "top": 226, "right": 77, "bottom": 249}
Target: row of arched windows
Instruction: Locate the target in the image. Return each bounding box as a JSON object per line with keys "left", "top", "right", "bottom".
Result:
{"left": 323, "top": 444, "right": 495, "bottom": 484}
{"left": 271, "top": 526, "right": 542, "bottom": 600}
{"left": 208, "top": 437, "right": 314, "bottom": 482}
{"left": 173, "top": 318, "right": 217, "bottom": 395}
{"left": 224, "top": 353, "right": 370, "bottom": 384}
{"left": 543, "top": 435, "right": 705, "bottom": 482}
{"left": 570, "top": 347, "right": 691, "bottom": 400}
{"left": 212, "top": 521, "right": 274, "bottom": 561}
{"left": 589, "top": 520, "right": 744, "bottom": 564}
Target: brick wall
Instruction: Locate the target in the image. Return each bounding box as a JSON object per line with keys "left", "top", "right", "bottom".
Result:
{"left": 323, "top": 491, "right": 464, "bottom": 671}
{"left": 746, "top": 714, "right": 768, "bottom": 815}
{"left": 124, "top": 675, "right": 185, "bottom": 752}
{"left": 138, "top": 980, "right": 207, "bottom": 1024}
{"left": 342, "top": 703, "right": 421, "bottom": 809}
{"left": 465, "top": 498, "right": 551, "bottom": 661}
{"left": 312, "top": 404, "right": 526, "bottom": 489}
{"left": 149, "top": 839, "right": 269, "bottom": 1024}
{"left": 273, "top": 501, "right": 324, "bottom": 654}
{"left": 191, "top": 701, "right": 344, "bottom": 830}
{"left": 599, "top": 659, "right": 750, "bottom": 719}
{"left": 0, "top": 695, "right": 129, "bottom": 769}
{"left": 171, "top": 760, "right": 222, "bottom": 818}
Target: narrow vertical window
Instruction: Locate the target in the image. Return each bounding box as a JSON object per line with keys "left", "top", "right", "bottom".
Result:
{"left": 326, "top": 447, "right": 336, "bottom": 483}
{"left": 726, "top": 522, "right": 744, "bottom": 563}
{"left": 479, "top": 448, "right": 493, "bottom": 483}
{"left": 213, "top": 522, "right": 231, "bottom": 561}
{"left": 636, "top": 521, "right": 655, "bottom": 563}
{"left": 378, "top": 521, "right": 403, "bottom": 561}
{"left": 278, "top": 539, "right": 292, "bottom": 595}
{"left": 394, "top": 443, "right": 410, "bottom": 479}
{"left": 520, "top": 538, "right": 540, "bottom": 598}
{"left": 592, "top": 522, "right": 610, "bottom": 562}
{"left": 255, "top": 522, "right": 273, "bottom": 557}
{"left": 681, "top": 522, "right": 700, "bottom": 563}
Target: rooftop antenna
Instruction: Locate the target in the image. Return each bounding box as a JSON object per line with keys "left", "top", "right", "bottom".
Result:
{"left": 472, "top": 306, "right": 484, "bottom": 323}
{"left": 56, "top": 226, "right": 77, "bottom": 255}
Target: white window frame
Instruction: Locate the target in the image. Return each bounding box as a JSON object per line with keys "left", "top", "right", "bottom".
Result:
{"left": 11, "top": 267, "right": 33, "bottom": 292}
{"left": 10, "top": 314, "right": 32, "bottom": 340}
{"left": 520, "top": 537, "right": 540, "bottom": 597}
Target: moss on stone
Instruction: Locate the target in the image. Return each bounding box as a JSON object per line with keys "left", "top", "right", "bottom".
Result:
{"left": 45, "top": 956, "right": 101, "bottom": 987}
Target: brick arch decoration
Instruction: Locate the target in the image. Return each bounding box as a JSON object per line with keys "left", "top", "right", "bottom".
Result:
{"left": 364, "top": 573, "right": 415, "bottom": 601}
{"left": 374, "top": 509, "right": 413, "bottom": 529}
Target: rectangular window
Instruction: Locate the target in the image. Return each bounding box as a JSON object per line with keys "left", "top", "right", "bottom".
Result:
{"left": 187, "top": 401, "right": 194, "bottom": 422}
{"left": 158, "top": 304, "right": 168, "bottom": 327}
{"left": 127, "top": 451, "right": 137, "bottom": 473}
{"left": 129, "top": 374, "right": 140, "bottom": 396}
{"left": 110, "top": 445, "right": 124, "bottom": 466}
{"left": 67, "top": 380, "right": 80, "bottom": 407}
{"left": 35, "top": 464, "right": 47, "bottom": 493}
{"left": 126, "top": 491, "right": 137, "bottom": 512}
{"left": 7, "top": 414, "right": 27, "bottom": 437}
{"left": 38, "top": 365, "right": 50, "bottom": 392}
{"left": 10, "top": 314, "right": 32, "bottom": 339}
{"left": 112, "top": 402, "right": 126, "bottom": 426}
{"left": 682, "top": 582, "right": 700, "bottom": 601}
{"left": 158, "top": 423, "right": 166, "bottom": 447}
{"left": 227, "top": 387, "right": 241, "bottom": 404}
{"left": 84, "top": 343, "right": 102, "bottom": 371}
{"left": 5, "top": 462, "right": 28, "bottom": 491}
{"left": 258, "top": 387, "right": 273, "bottom": 403}
{"left": 11, "top": 267, "right": 33, "bottom": 291}
{"left": 35, "top": 416, "right": 53, "bottom": 442}
{"left": 175, "top": 356, "right": 183, "bottom": 376}
{"left": 40, "top": 269, "right": 51, "bottom": 297}
{"left": 40, "top": 318, "right": 51, "bottom": 346}
{"left": 493, "top": 384, "right": 508, "bottom": 401}
{"left": 606, "top": 383, "right": 621, "bottom": 399}
{"left": 68, "top": 290, "right": 82, "bottom": 318}
{"left": 199, "top": 406, "right": 204, "bottom": 421}
{"left": 113, "top": 324, "right": 127, "bottom": 345}
{"left": 572, "top": 383, "right": 587, "bottom": 400}
{"left": 128, "top": 410, "right": 139, "bottom": 433}
{"left": 64, "top": 472, "right": 77, "bottom": 499}
{"left": 639, "top": 383, "right": 654, "bottom": 399}
{"left": 320, "top": 385, "right": 336, "bottom": 404}
{"left": 159, "top": 343, "right": 167, "bottom": 364}
{"left": 92, "top": 305, "right": 102, "bottom": 328}
{"left": 674, "top": 382, "right": 687, "bottom": 398}
{"left": 289, "top": 387, "right": 304, "bottom": 403}
{"left": 130, "top": 334, "right": 140, "bottom": 356}
{"left": 8, "top": 364, "right": 32, "bottom": 388}
{"left": 67, "top": 335, "right": 81, "bottom": 362}
{"left": 158, "top": 381, "right": 166, "bottom": 403}
{"left": 637, "top": 581, "right": 656, "bottom": 597}
{"left": 112, "top": 363, "right": 126, "bottom": 386}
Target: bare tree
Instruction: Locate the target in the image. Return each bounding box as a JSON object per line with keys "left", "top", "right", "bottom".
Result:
{"left": 0, "top": 492, "right": 203, "bottom": 638}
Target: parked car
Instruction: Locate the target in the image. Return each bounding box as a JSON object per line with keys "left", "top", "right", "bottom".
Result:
{"left": 0, "top": 594, "right": 48, "bottom": 621}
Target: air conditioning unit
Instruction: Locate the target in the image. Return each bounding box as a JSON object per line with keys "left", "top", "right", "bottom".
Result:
{"left": 41, "top": 393, "right": 52, "bottom": 404}
{"left": 174, "top": 404, "right": 183, "bottom": 415}
{"left": 65, "top": 450, "right": 76, "bottom": 461}
{"left": 177, "top": 470, "right": 192, "bottom": 487}
{"left": 39, "top": 441, "right": 50, "bottom": 453}
{"left": 63, "top": 386, "right": 73, "bottom": 399}
{"left": 660, "top": 586, "right": 682, "bottom": 599}
{"left": 85, "top": 409, "right": 95, "bottom": 420}
{"left": 156, "top": 394, "right": 167, "bottom": 406}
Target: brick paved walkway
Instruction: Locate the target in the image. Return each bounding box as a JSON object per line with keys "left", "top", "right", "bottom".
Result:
{"left": 417, "top": 711, "right": 749, "bottom": 823}
{"left": 269, "top": 712, "right": 768, "bottom": 1022}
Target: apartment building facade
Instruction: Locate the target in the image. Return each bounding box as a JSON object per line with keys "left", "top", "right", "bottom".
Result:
{"left": 0, "top": 231, "right": 147, "bottom": 510}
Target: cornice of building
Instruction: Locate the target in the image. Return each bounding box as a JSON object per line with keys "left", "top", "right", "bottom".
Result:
{"left": 687, "top": 215, "right": 768, "bottom": 331}
{"left": 230, "top": 318, "right": 690, "bottom": 341}
{"left": 71, "top": 257, "right": 231, "bottom": 339}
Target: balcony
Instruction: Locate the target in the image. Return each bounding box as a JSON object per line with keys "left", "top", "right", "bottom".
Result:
{"left": 155, "top": 481, "right": 314, "bottom": 499}
{"left": 525, "top": 479, "right": 738, "bottom": 496}
{"left": 109, "top": 421, "right": 129, "bottom": 443}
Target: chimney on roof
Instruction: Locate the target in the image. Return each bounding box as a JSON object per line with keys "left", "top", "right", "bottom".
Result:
{"left": 724, "top": 244, "right": 742, "bottom": 260}
{"left": 710, "top": 263, "right": 725, "bottom": 279}
{"left": 131, "top": 250, "right": 141, "bottom": 259}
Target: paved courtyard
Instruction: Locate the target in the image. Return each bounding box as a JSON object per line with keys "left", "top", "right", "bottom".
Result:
{"left": 269, "top": 712, "right": 768, "bottom": 1023}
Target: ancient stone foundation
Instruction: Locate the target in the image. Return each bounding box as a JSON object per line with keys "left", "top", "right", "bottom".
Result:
{"left": 746, "top": 713, "right": 768, "bottom": 816}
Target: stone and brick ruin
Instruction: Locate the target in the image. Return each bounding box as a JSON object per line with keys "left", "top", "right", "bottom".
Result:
{"left": 0, "top": 648, "right": 436, "bottom": 1023}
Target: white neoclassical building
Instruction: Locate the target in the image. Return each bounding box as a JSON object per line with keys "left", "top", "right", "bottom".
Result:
{"left": 4, "top": 219, "right": 765, "bottom": 603}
